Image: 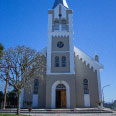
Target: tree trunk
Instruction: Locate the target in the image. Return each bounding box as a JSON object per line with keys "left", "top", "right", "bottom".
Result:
{"left": 17, "top": 90, "right": 21, "bottom": 115}
{"left": 3, "top": 79, "right": 8, "bottom": 110}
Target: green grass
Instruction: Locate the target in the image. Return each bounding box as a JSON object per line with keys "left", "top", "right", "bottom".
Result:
{"left": 0, "top": 114, "right": 28, "bottom": 116}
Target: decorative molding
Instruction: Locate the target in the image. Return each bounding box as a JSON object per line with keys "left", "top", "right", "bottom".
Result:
{"left": 48, "top": 32, "right": 73, "bottom": 36}
{"left": 47, "top": 72, "right": 75, "bottom": 75}
{"left": 52, "top": 35, "right": 69, "bottom": 39}
{"left": 52, "top": 51, "right": 70, "bottom": 53}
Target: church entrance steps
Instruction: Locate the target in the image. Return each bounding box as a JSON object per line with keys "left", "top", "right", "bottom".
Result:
{"left": 0, "top": 108, "right": 113, "bottom": 114}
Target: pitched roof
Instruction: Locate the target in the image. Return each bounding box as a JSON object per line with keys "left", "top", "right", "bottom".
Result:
{"left": 74, "top": 46, "right": 103, "bottom": 71}
{"left": 53, "top": 0, "right": 69, "bottom": 9}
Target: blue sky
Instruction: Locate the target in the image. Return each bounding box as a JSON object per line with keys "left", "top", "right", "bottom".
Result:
{"left": 0, "top": 0, "right": 116, "bottom": 102}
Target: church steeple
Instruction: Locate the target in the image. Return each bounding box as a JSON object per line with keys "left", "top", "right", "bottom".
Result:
{"left": 53, "top": 0, "right": 69, "bottom": 9}
{"left": 47, "top": 0, "right": 75, "bottom": 75}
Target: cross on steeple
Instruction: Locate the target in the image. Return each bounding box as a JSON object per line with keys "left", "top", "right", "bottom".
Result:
{"left": 53, "top": 0, "right": 69, "bottom": 9}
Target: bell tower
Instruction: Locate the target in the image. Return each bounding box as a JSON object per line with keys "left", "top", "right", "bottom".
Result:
{"left": 47, "top": 0, "right": 75, "bottom": 74}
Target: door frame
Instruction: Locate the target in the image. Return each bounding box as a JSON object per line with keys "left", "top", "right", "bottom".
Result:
{"left": 51, "top": 81, "right": 70, "bottom": 109}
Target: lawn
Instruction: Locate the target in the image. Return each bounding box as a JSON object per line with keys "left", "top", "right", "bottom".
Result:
{"left": 0, "top": 114, "right": 28, "bottom": 116}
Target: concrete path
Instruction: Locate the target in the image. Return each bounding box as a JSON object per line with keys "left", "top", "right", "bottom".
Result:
{"left": 30, "top": 110, "right": 116, "bottom": 116}
{"left": 31, "top": 113, "right": 116, "bottom": 116}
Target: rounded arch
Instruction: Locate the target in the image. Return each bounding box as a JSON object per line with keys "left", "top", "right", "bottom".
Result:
{"left": 51, "top": 80, "right": 70, "bottom": 108}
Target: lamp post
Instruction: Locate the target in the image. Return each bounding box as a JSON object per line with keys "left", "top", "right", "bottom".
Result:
{"left": 102, "top": 85, "right": 111, "bottom": 107}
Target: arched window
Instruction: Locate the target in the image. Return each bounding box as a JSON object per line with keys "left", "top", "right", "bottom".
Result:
{"left": 83, "top": 79, "right": 89, "bottom": 94}
{"left": 33, "top": 79, "right": 39, "bottom": 94}
{"left": 56, "top": 84, "right": 66, "bottom": 90}
{"left": 62, "top": 56, "right": 66, "bottom": 67}
{"left": 55, "top": 56, "right": 59, "bottom": 67}
{"left": 54, "top": 21, "right": 59, "bottom": 31}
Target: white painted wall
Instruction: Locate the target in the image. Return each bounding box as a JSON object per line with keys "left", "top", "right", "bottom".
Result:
{"left": 54, "top": 5, "right": 59, "bottom": 19}
{"left": 32, "top": 94, "right": 38, "bottom": 108}
{"left": 68, "top": 14, "right": 73, "bottom": 33}
{"left": 84, "top": 94, "right": 90, "bottom": 107}
{"left": 69, "top": 34, "right": 75, "bottom": 74}
{"left": 48, "top": 14, "right": 52, "bottom": 32}
{"left": 47, "top": 35, "right": 52, "bottom": 74}
{"left": 61, "top": 5, "right": 66, "bottom": 18}
{"left": 47, "top": 12, "right": 52, "bottom": 74}
{"left": 20, "top": 88, "right": 24, "bottom": 108}
{"left": 97, "top": 70, "right": 102, "bottom": 103}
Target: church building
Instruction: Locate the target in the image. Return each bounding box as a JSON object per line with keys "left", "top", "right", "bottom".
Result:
{"left": 21, "top": 0, "right": 103, "bottom": 109}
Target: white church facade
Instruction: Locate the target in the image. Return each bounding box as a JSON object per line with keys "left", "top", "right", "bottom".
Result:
{"left": 21, "top": 0, "right": 103, "bottom": 109}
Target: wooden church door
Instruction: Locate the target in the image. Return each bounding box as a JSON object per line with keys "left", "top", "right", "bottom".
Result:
{"left": 56, "top": 84, "right": 66, "bottom": 108}
{"left": 61, "top": 90, "right": 66, "bottom": 108}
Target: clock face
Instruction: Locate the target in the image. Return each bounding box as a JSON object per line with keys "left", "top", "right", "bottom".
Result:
{"left": 57, "top": 41, "right": 64, "bottom": 48}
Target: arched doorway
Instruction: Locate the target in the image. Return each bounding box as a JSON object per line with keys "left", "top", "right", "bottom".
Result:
{"left": 56, "top": 84, "right": 66, "bottom": 108}
{"left": 51, "top": 81, "right": 70, "bottom": 109}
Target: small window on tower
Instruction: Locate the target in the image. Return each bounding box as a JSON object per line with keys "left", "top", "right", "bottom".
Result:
{"left": 54, "top": 21, "right": 59, "bottom": 31}
{"left": 61, "top": 20, "right": 67, "bottom": 31}
{"left": 55, "top": 56, "right": 59, "bottom": 67}
{"left": 62, "top": 56, "right": 66, "bottom": 67}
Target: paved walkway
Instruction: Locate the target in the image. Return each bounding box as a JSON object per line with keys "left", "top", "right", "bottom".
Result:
{"left": 30, "top": 110, "right": 116, "bottom": 116}
{"left": 31, "top": 113, "right": 116, "bottom": 116}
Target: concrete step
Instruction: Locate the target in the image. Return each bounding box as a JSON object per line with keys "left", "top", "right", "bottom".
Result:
{"left": 0, "top": 108, "right": 113, "bottom": 114}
